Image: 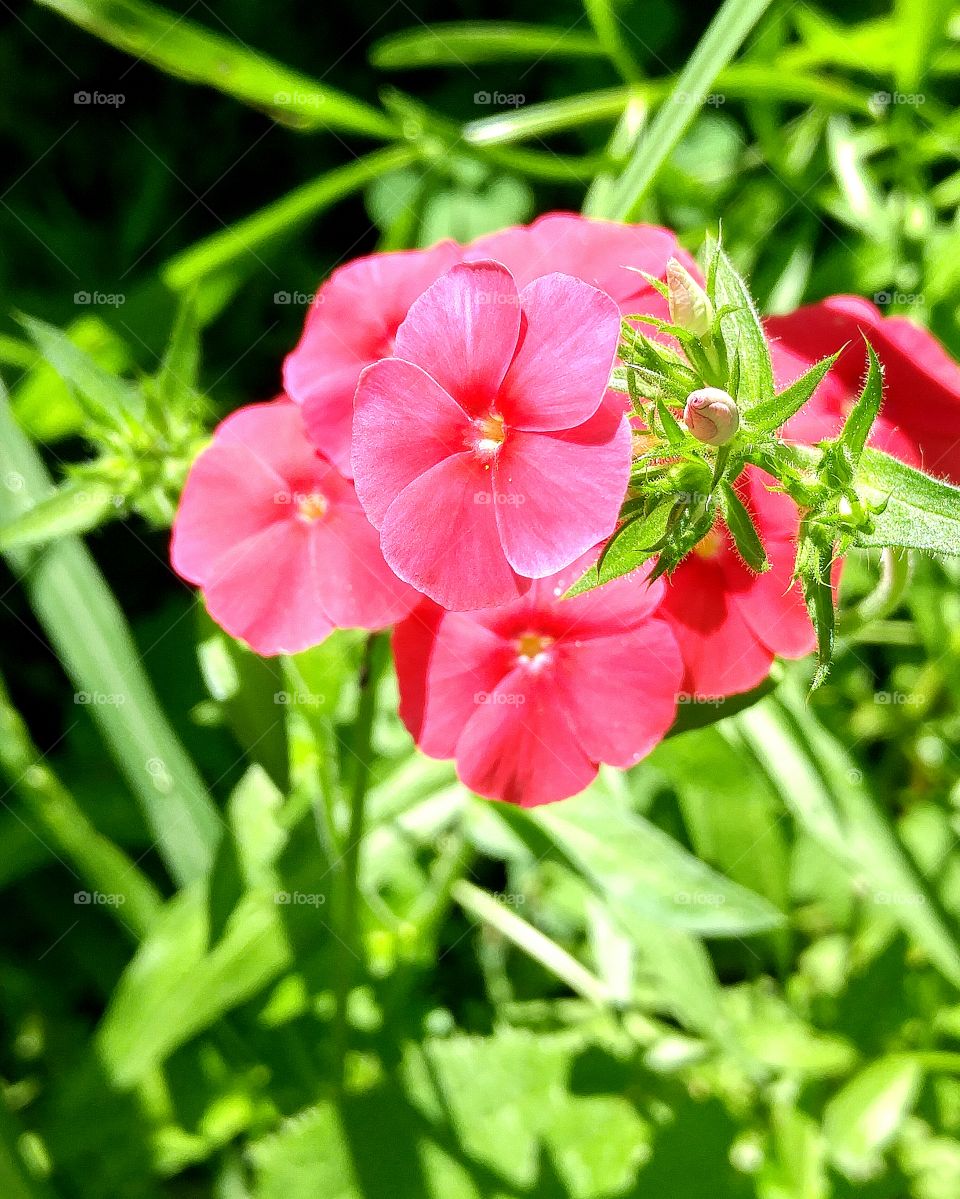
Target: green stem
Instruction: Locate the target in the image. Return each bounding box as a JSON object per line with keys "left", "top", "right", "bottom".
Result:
{"left": 839, "top": 547, "right": 913, "bottom": 636}
{"left": 332, "top": 631, "right": 389, "bottom": 1091}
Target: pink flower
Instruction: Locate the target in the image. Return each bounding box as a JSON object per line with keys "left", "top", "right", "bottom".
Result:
{"left": 767, "top": 296, "right": 960, "bottom": 481}
{"left": 660, "top": 471, "right": 815, "bottom": 698}
{"left": 171, "top": 399, "right": 417, "bottom": 656}
{"left": 282, "top": 241, "right": 462, "bottom": 476}
{"left": 352, "top": 260, "right": 631, "bottom": 611}
{"left": 393, "top": 556, "right": 683, "bottom": 805}
{"left": 468, "top": 211, "right": 697, "bottom": 313}
{"left": 282, "top": 215, "right": 696, "bottom": 475}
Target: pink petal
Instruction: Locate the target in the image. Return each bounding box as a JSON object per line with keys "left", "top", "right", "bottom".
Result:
{"left": 352, "top": 358, "right": 472, "bottom": 528}
{"left": 661, "top": 553, "right": 775, "bottom": 699}
{"left": 769, "top": 297, "right": 960, "bottom": 482}
{"left": 729, "top": 543, "right": 815, "bottom": 660}
{"left": 468, "top": 212, "right": 695, "bottom": 310}
{"left": 393, "top": 261, "right": 521, "bottom": 415}
{"left": 310, "top": 507, "right": 418, "bottom": 630}
{"left": 171, "top": 401, "right": 323, "bottom": 585}
{"left": 497, "top": 273, "right": 621, "bottom": 431}
{"left": 492, "top": 405, "right": 631, "bottom": 578}
{"left": 282, "top": 242, "right": 462, "bottom": 474}
{"left": 393, "top": 604, "right": 516, "bottom": 758}
{"left": 379, "top": 452, "right": 528, "bottom": 610}
{"left": 456, "top": 666, "right": 598, "bottom": 806}
{"left": 198, "top": 521, "right": 335, "bottom": 656}
{"left": 551, "top": 620, "right": 682, "bottom": 766}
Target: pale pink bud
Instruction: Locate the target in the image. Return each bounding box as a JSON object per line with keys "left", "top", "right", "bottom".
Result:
{"left": 666, "top": 258, "right": 713, "bottom": 337}
{"left": 683, "top": 387, "right": 739, "bottom": 446}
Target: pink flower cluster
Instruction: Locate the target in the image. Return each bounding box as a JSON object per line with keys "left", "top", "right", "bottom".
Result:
{"left": 171, "top": 214, "right": 960, "bottom": 806}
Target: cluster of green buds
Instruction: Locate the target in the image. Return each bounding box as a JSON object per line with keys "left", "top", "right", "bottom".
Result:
{"left": 0, "top": 301, "right": 210, "bottom": 556}
{"left": 570, "top": 236, "right": 960, "bottom": 687}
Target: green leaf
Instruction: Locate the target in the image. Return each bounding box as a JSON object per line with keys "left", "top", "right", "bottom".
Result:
{"left": 719, "top": 482, "right": 769, "bottom": 572}
{"left": 711, "top": 241, "right": 775, "bottom": 411}
{"left": 0, "top": 387, "right": 221, "bottom": 885}
{"left": 37, "top": 0, "right": 394, "bottom": 137}
{"left": 838, "top": 341, "right": 883, "bottom": 464}
{"left": 97, "top": 882, "right": 291, "bottom": 1087}
{"left": 162, "top": 146, "right": 417, "bottom": 290}
{"left": 666, "top": 671, "right": 779, "bottom": 735}
{"left": 745, "top": 350, "right": 842, "bottom": 433}
{"left": 796, "top": 538, "right": 836, "bottom": 689}
{"left": 370, "top": 22, "right": 603, "bottom": 68}
{"left": 564, "top": 503, "right": 674, "bottom": 597}
{"left": 0, "top": 480, "right": 117, "bottom": 553}
{"left": 465, "top": 88, "right": 626, "bottom": 147}
{"left": 595, "top": 0, "right": 776, "bottom": 220}
{"left": 496, "top": 789, "right": 787, "bottom": 938}
{"left": 155, "top": 293, "right": 201, "bottom": 408}
{"left": 854, "top": 447, "right": 960, "bottom": 556}
{"left": 824, "top": 1055, "right": 922, "bottom": 1179}
{"left": 252, "top": 1030, "right": 650, "bottom": 1198}
{"left": 736, "top": 685, "right": 960, "bottom": 989}
{"left": 451, "top": 880, "right": 611, "bottom": 1006}
{"left": 17, "top": 314, "right": 142, "bottom": 431}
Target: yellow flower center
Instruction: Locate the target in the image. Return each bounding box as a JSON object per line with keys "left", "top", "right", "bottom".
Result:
{"left": 516, "top": 631, "right": 555, "bottom": 660}
{"left": 474, "top": 412, "right": 506, "bottom": 457}
{"left": 693, "top": 528, "right": 724, "bottom": 560}
{"left": 296, "top": 492, "right": 329, "bottom": 522}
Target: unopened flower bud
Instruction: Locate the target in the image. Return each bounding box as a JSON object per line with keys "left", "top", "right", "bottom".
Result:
{"left": 683, "top": 387, "right": 739, "bottom": 446}
{"left": 667, "top": 258, "right": 713, "bottom": 337}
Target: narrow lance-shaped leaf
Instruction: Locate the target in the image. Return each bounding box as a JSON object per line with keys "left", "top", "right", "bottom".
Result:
{"left": 746, "top": 349, "right": 843, "bottom": 433}
{"left": 796, "top": 535, "right": 837, "bottom": 689}
{"left": 17, "top": 314, "right": 143, "bottom": 431}
{"left": 719, "top": 481, "right": 769, "bottom": 572}
{"left": 36, "top": 0, "right": 394, "bottom": 137}
{"left": 838, "top": 340, "right": 883, "bottom": 463}
{"left": 564, "top": 502, "right": 674, "bottom": 597}
{"left": 0, "top": 480, "right": 118, "bottom": 554}
{"left": 370, "top": 22, "right": 604, "bottom": 68}
{"left": 711, "top": 240, "right": 775, "bottom": 411}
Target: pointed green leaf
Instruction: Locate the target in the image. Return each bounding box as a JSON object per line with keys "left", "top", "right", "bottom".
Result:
{"left": 0, "top": 480, "right": 117, "bottom": 553}
{"left": 371, "top": 22, "right": 603, "bottom": 68}
{"left": 838, "top": 340, "right": 883, "bottom": 463}
{"left": 17, "top": 314, "right": 142, "bottom": 430}
{"left": 37, "top": 0, "right": 394, "bottom": 137}
{"left": 719, "top": 481, "right": 770, "bottom": 573}
{"left": 712, "top": 243, "right": 775, "bottom": 411}
{"left": 746, "top": 350, "right": 843, "bottom": 433}
{"left": 564, "top": 503, "right": 674, "bottom": 597}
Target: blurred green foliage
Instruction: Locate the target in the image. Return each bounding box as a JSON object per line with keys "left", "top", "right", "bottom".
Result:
{"left": 2, "top": 0, "right": 960, "bottom": 1196}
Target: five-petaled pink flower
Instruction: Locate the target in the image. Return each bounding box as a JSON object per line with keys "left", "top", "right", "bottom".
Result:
{"left": 660, "top": 471, "right": 816, "bottom": 698}
{"left": 767, "top": 296, "right": 960, "bottom": 483}
{"left": 171, "top": 399, "right": 417, "bottom": 656}
{"left": 281, "top": 214, "right": 696, "bottom": 476}
{"left": 283, "top": 241, "right": 461, "bottom": 476}
{"left": 393, "top": 555, "right": 683, "bottom": 806}
{"left": 351, "top": 260, "right": 631, "bottom": 611}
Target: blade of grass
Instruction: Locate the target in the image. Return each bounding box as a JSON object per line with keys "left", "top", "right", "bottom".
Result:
{"left": 370, "top": 22, "right": 604, "bottom": 68}
{"left": 452, "top": 879, "right": 612, "bottom": 1007}
{"left": 35, "top": 0, "right": 394, "bottom": 138}
{"left": 0, "top": 387, "right": 221, "bottom": 885}
{"left": 594, "top": 0, "right": 776, "bottom": 220}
